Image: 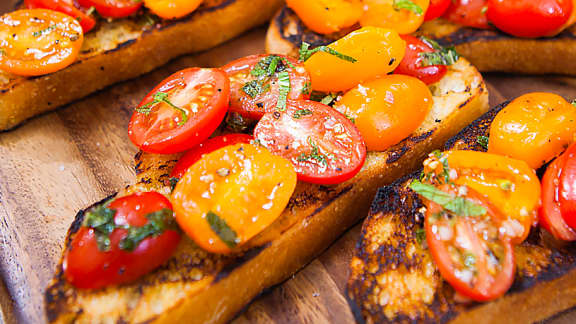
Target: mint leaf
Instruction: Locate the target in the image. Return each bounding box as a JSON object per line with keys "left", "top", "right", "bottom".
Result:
{"left": 409, "top": 180, "right": 487, "bottom": 217}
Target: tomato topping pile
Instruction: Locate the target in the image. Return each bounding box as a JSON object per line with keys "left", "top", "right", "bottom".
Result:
{"left": 64, "top": 192, "right": 181, "bottom": 289}
{"left": 77, "top": 0, "right": 142, "bottom": 19}
{"left": 25, "top": 0, "right": 96, "bottom": 33}
{"left": 395, "top": 35, "right": 456, "bottom": 85}
{"left": 424, "top": 0, "right": 451, "bottom": 21}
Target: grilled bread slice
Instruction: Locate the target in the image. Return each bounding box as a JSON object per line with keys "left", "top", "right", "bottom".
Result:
{"left": 44, "top": 58, "right": 489, "bottom": 323}
{"left": 267, "top": 6, "right": 576, "bottom": 75}
{"left": 0, "top": 0, "right": 283, "bottom": 131}
{"left": 347, "top": 104, "right": 576, "bottom": 324}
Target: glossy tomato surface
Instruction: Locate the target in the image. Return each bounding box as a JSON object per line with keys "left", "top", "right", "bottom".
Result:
{"left": 443, "top": 0, "right": 490, "bottom": 29}
{"left": 25, "top": 0, "right": 96, "bottom": 33}
{"left": 425, "top": 0, "right": 451, "bottom": 20}
{"left": 286, "top": 0, "right": 363, "bottom": 34}
{"left": 395, "top": 35, "right": 448, "bottom": 85}
{"left": 254, "top": 100, "right": 366, "bottom": 184}
{"left": 360, "top": 0, "right": 430, "bottom": 35}
{"left": 129, "top": 68, "right": 230, "bottom": 154}
{"left": 64, "top": 192, "right": 181, "bottom": 289}
{"left": 144, "top": 0, "right": 202, "bottom": 19}
{"left": 78, "top": 0, "right": 142, "bottom": 18}
{"left": 558, "top": 143, "right": 576, "bottom": 229}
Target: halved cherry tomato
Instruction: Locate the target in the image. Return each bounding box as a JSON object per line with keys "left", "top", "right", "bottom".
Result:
{"left": 488, "top": 92, "right": 576, "bottom": 170}
{"left": 144, "top": 0, "right": 202, "bottom": 19}
{"left": 424, "top": 185, "right": 515, "bottom": 302}
{"left": 425, "top": 0, "right": 451, "bottom": 21}
{"left": 128, "top": 68, "right": 230, "bottom": 154}
{"left": 170, "top": 134, "right": 253, "bottom": 179}
{"left": 360, "top": 0, "right": 430, "bottom": 35}
{"left": 0, "top": 9, "right": 83, "bottom": 76}
{"left": 426, "top": 151, "right": 541, "bottom": 243}
{"left": 334, "top": 74, "right": 432, "bottom": 151}
{"left": 286, "top": 0, "right": 363, "bottom": 34}
{"left": 487, "top": 0, "right": 573, "bottom": 38}
{"left": 304, "top": 26, "right": 405, "bottom": 92}
{"left": 443, "top": 0, "right": 490, "bottom": 29}
{"left": 222, "top": 54, "right": 311, "bottom": 120}
{"left": 540, "top": 153, "right": 576, "bottom": 241}
{"left": 25, "top": 0, "right": 96, "bottom": 33}
{"left": 64, "top": 192, "right": 181, "bottom": 289}
{"left": 77, "top": 0, "right": 142, "bottom": 18}
{"left": 172, "top": 143, "right": 297, "bottom": 254}
{"left": 394, "top": 35, "right": 448, "bottom": 85}
{"left": 559, "top": 143, "right": 576, "bottom": 229}
{"left": 254, "top": 100, "right": 366, "bottom": 184}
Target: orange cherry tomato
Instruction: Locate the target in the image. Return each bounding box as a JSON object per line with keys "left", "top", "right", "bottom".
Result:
{"left": 0, "top": 9, "right": 83, "bottom": 76}
{"left": 443, "top": 0, "right": 490, "bottom": 29}
{"left": 334, "top": 74, "right": 432, "bottom": 151}
{"left": 488, "top": 92, "right": 576, "bottom": 170}
{"left": 172, "top": 144, "right": 297, "bottom": 254}
{"left": 144, "top": 0, "right": 202, "bottom": 19}
{"left": 360, "top": 0, "right": 430, "bottom": 35}
{"left": 426, "top": 150, "right": 541, "bottom": 243}
{"left": 304, "top": 27, "right": 405, "bottom": 92}
{"left": 286, "top": 0, "right": 363, "bottom": 34}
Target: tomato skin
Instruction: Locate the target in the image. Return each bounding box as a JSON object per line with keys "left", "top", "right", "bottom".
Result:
{"left": 558, "top": 143, "right": 576, "bottom": 229}
{"left": 170, "top": 134, "right": 253, "bottom": 179}
{"left": 395, "top": 35, "right": 448, "bottom": 85}
{"left": 443, "top": 0, "right": 490, "bottom": 29}
{"left": 254, "top": 100, "right": 366, "bottom": 184}
{"left": 487, "top": 0, "right": 573, "bottom": 38}
{"left": 64, "top": 192, "right": 181, "bottom": 290}
{"left": 25, "top": 0, "right": 96, "bottom": 33}
{"left": 222, "top": 55, "right": 311, "bottom": 120}
{"left": 304, "top": 26, "right": 406, "bottom": 92}
{"left": 540, "top": 154, "right": 576, "bottom": 241}
{"left": 0, "top": 9, "right": 84, "bottom": 76}
{"left": 360, "top": 0, "right": 430, "bottom": 35}
{"left": 144, "top": 0, "right": 202, "bottom": 19}
{"left": 128, "top": 68, "right": 230, "bottom": 154}
{"left": 334, "top": 74, "right": 433, "bottom": 151}
{"left": 286, "top": 0, "right": 363, "bottom": 34}
{"left": 425, "top": 186, "right": 515, "bottom": 302}
{"left": 78, "top": 0, "right": 142, "bottom": 18}
{"left": 425, "top": 0, "right": 451, "bottom": 21}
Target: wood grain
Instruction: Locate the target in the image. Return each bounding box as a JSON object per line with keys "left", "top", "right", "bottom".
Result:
{"left": 1, "top": 0, "right": 576, "bottom": 322}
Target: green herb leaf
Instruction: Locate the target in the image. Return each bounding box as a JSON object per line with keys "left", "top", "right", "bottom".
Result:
{"left": 293, "top": 109, "right": 313, "bottom": 119}
{"left": 225, "top": 112, "right": 249, "bottom": 132}
{"left": 299, "top": 42, "right": 357, "bottom": 63}
{"left": 415, "top": 228, "right": 426, "bottom": 244}
{"left": 477, "top": 135, "right": 489, "bottom": 150}
{"left": 206, "top": 211, "right": 238, "bottom": 248}
{"left": 83, "top": 202, "right": 117, "bottom": 252}
{"left": 419, "top": 37, "right": 460, "bottom": 67}
{"left": 409, "top": 180, "right": 487, "bottom": 217}
{"left": 463, "top": 252, "right": 476, "bottom": 268}
{"left": 135, "top": 91, "right": 189, "bottom": 126}
{"left": 242, "top": 80, "right": 270, "bottom": 98}
{"left": 33, "top": 25, "right": 57, "bottom": 37}
{"left": 301, "top": 81, "right": 312, "bottom": 96}
{"left": 168, "top": 177, "right": 179, "bottom": 191}
{"left": 118, "top": 208, "right": 175, "bottom": 251}
{"left": 572, "top": 99, "right": 576, "bottom": 107}
{"left": 276, "top": 71, "right": 291, "bottom": 111}
{"left": 297, "top": 137, "right": 334, "bottom": 165}
{"left": 320, "top": 93, "right": 338, "bottom": 106}
{"left": 393, "top": 0, "right": 424, "bottom": 15}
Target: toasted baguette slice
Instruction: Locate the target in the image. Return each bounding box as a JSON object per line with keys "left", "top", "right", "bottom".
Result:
{"left": 0, "top": 0, "right": 282, "bottom": 131}
{"left": 347, "top": 104, "right": 576, "bottom": 324}
{"left": 44, "top": 57, "right": 488, "bottom": 323}
{"left": 267, "top": 6, "right": 576, "bottom": 75}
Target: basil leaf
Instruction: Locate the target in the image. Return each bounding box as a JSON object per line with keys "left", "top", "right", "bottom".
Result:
{"left": 393, "top": 0, "right": 424, "bottom": 15}
{"left": 135, "top": 91, "right": 189, "bottom": 126}
{"left": 409, "top": 180, "right": 487, "bottom": 217}
{"left": 275, "top": 71, "right": 291, "bottom": 111}
{"left": 299, "top": 42, "right": 357, "bottom": 63}
{"left": 477, "top": 136, "right": 489, "bottom": 150}
{"left": 293, "top": 109, "right": 312, "bottom": 119}
{"left": 119, "top": 208, "right": 175, "bottom": 251}
{"left": 206, "top": 211, "right": 238, "bottom": 248}
{"left": 83, "top": 202, "right": 117, "bottom": 252}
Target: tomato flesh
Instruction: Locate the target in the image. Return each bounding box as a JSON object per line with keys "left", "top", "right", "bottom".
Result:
{"left": 64, "top": 192, "right": 181, "bottom": 289}
{"left": 129, "top": 68, "right": 230, "bottom": 154}
{"left": 222, "top": 54, "right": 311, "bottom": 120}
{"left": 443, "top": 0, "right": 490, "bottom": 29}
{"left": 425, "top": 0, "right": 451, "bottom": 21}
{"left": 395, "top": 35, "right": 448, "bottom": 85}
{"left": 360, "top": 0, "right": 430, "bottom": 35}
{"left": 144, "top": 0, "right": 202, "bottom": 19}
{"left": 170, "top": 134, "right": 253, "bottom": 179}
{"left": 558, "top": 143, "right": 576, "bottom": 229}
{"left": 254, "top": 100, "right": 366, "bottom": 184}
{"left": 78, "top": 0, "right": 142, "bottom": 18}
{"left": 25, "top": 0, "right": 96, "bottom": 33}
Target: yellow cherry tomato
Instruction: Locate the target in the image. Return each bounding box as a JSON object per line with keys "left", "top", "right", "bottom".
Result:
{"left": 286, "top": 0, "right": 363, "bottom": 34}
{"left": 360, "top": 0, "right": 430, "bottom": 35}
{"left": 171, "top": 143, "right": 297, "bottom": 254}
{"left": 304, "top": 26, "right": 405, "bottom": 92}
{"left": 144, "top": 0, "right": 202, "bottom": 19}
{"left": 334, "top": 74, "right": 432, "bottom": 151}
{"left": 488, "top": 92, "right": 576, "bottom": 169}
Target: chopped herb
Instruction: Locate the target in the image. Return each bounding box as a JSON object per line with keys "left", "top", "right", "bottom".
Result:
{"left": 86, "top": 6, "right": 96, "bottom": 16}
{"left": 463, "top": 252, "right": 476, "bottom": 268}
{"left": 139, "top": 13, "right": 159, "bottom": 26}
{"left": 498, "top": 179, "right": 513, "bottom": 191}
{"left": 118, "top": 209, "right": 175, "bottom": 251}
{"left": 345, "top": 114, "right": 356, "bottom": 124}
{"left": 206, "top": 211, "right": 238, "bottom": 248}
{"left": 168, "top": 177, "right": 179, "bottom": 191}
{"left": 299, "top": 42, "right": 357, "bottom": 63}
{"left": 320, "top": 93, "right": 338, "bottom": 106}
{"left": 572, "top": 99, "right": 576, "bottom": 107}
{"left": 0, "top": 49, "right": 5, "bottom": 56}
{"left": 415, "top": 228, "right": 426, "bottom": 244}
{"left": 293, "top": 109, "right": 313, "bottom": 119}
{"left": 297, "top": 137, "right": 333, "bottom": 165}
{"left": 301, "top": 81, "right": 312, "bottom": 96}
{"left": 216, "top": 168, "right": 230, "bottom": 177}
{"left": 477, "top": 135, "right": 489, "bottom": 150}
{"left": 276, "top": 71, "right": 291, "bottom": 111}
{"left": 83, "top": 201, "right": 116, "bottom": 251}
{"left": 242, "top": 80, "right": 270, "bottom": 98}
{"left": 242, "top": 55, "right": 289, "bottom": 100}
{"left": 419, "top": 37, "right": 460, "bottom": 67}
{"left": 33, "top": 25, "right": 57, "bottom": 37}
{"left": 136, "top": 91, "right": 189, "bottom": 126}
{"left": 481, "top": 6, "right": 488, "bottom": 14}
{"left": 410, "top": 180, "right": 487, "bottom": 217}
{"left": 393, "top": 0, "right": 424, "bottom": 15}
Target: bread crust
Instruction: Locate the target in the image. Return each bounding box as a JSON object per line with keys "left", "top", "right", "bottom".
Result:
{"left": 45, "top": 58, "right": 489, "bottom": 323}
{"left": 0, "top": 0, "right": 283, "bottom": 131}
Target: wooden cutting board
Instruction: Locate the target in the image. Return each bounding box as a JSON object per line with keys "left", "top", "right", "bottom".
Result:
{"left": 1, "top": 2, "right": 576, "bottom": 323}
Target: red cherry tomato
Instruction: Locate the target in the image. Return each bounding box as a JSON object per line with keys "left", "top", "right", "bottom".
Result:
{"left": 424, "top": 185, "right": 515, "bottom": 302}
{"left": 128, "top": 68, "right": 230, "bottom": 154}
{"left": 395, "top": 35, "right": 448, "bottom": 85}
{"left": 254, "top": 100, "right": 366, "bottom": 184}
{"left": 77, "top": 0, "right": 142, "bottom": 18}
{"left": 64, "top": 192, "right": 181, "bottom": 289}
{"left": 540, "top": 154, "right": 576, "bottom": 241}
{"left": 487, "top": 0, "right": 573, "bottom": 38}
{"left": 222, "top": 54, "right": 311, "bottom": 120}
{"left": 558, "top": 143, "right": 576, "bottom": 229}
{"left": 25, "top": 0, "right": 96, "bottom": 33}
{"left": 444, "top": 0, "right": 490, "bottom": 29}
{"left": 425, "top": 0, "right": 451, "bottom": 21}
{"left": 170, "top": 134, "right": 253, "bottom": 179}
